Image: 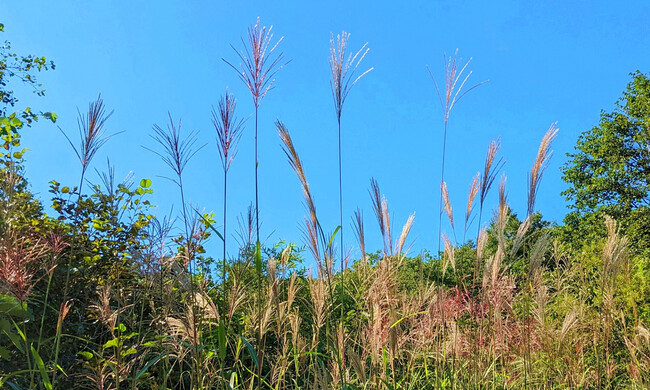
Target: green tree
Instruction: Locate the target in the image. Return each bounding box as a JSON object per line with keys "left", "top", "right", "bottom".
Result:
{"left": 0, "top": 22, "right": 56, "bottom": 135}
{"left": 561, "top": 71, "right": 650, "bottom": 251}
{"left": 561, "top": 71, "right": 650, "bottom": 323}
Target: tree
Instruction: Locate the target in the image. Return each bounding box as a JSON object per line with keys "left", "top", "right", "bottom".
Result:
{"left": 561, "top": 71, "right": 650, "bottom": 323}
{"left": 563, "top": 71, "right": 649, "bottom": 214}
{"left": 0, "top": 22, "right": 56, "bottom": 135}
{"left": 561, "top": 71, "right": 650, "bottom": 252}
{"left": 0, "top": 21, "right": 57, "bottom": 241}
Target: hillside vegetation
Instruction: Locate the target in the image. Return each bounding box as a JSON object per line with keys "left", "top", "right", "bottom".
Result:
{"left": 1, "top": 20, "right": 650, "bottom": 389}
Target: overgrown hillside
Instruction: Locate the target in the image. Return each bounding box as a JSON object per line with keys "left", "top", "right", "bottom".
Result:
{"left": 1, "top": 20, "right": 650, "bottom": 389}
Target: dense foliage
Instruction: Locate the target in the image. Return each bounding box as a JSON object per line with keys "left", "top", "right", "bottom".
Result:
{"left": 1, "top": 21, "right": 650, "bottom": 390}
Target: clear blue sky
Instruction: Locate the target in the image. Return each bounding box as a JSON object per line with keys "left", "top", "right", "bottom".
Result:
{"left": 3, "top": 1, "right": 649, "bottom": 262}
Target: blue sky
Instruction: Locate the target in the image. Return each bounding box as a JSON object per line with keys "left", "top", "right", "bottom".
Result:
{"left": 3, "top": 1, "right": 649, "bottom": 263}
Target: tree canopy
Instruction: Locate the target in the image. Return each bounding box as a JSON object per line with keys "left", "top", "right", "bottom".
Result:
{"left": 562, "top": 71, "right": 650, "bottom": 216}
{"left": 561, "top": 71, "right": 650, "bottom": 257}
{"left": 0, "top": 22, "right": 56, "bottom": 135}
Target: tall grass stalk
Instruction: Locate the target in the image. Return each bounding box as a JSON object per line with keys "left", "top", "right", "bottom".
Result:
{"left": 223, "top": 16, "right": 286, "bottom": 253}
{"left": 463, "top": 172, "right": 480, "bottom": 242}
{"left": 213, "top": 89, "right": 244, "bottom": 299}
{"left": 55, "top": 95, "right": 116, "bottom": 387}
{"left": 474, "top": 139, "right": 504, "bottom": 280}
{"left": 427, "top": 50, "right": 486, "bottom": 253}
{"left": 224, "top": 21, "right": 286, "bottom": 384}
{"left": 522, "top": 124, "right": 558, "bottom": 387}
{"left": 0, "top": 232, "right": 48, "bottom": 387}
{"left": 527, "top": 123, "right": 559, "bottom": 217}
{"left": 146, "top": 113, "right": 204, "bottom": 389}
{"left": 58, "top": 94, "right": 116, "bottom": 347}
{"left": 329, "top": 30, "right": 373, "bottom": 273}
{"left": 277, "top": 120, "right": 347, "bottom": 387}
{"left": 59, "top": 94, "right": 116, "bottom": 200}
{"left": 326, "top": 31, "right": 374, "bottom": 385}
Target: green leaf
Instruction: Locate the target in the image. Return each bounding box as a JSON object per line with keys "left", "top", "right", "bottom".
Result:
{"left": 77, "top": 351, "right": 93, "bottom": 360}
{"left": 140, "top": 178, "right": 152, "bottom": 188}
{"left": 103, "top": 338, "right": 119, "bottom": 349}
{"left": 0, "top": 294, "right": 25, "bottom": 316}
{"left": 134, "top": 353, "right": 169, "bottom": 380}
{"left": 255, "top": 241, "right": 262, "bottom": 275}
{"left": 390, "top": 311, "right": 427, "bottom": 329}
{"left": 196, "top": 210, "right": 224, "bottom": 242}
{"left": 217, "top": 320, "right": 226, "bottom": 360}
{"left": 55, "top": 364, "right": 66, "bottom": 376}
{"left": 0, "top": 23, "right": 4, "bottom": 32}
{"left": 328, "top": 226, "right": 341, "bottom": 250}
{"left": 31, "top": 345, "right": 53, "bottom": 390}
{"left": 43, "top": 112, "right": 57, "bottom": 123}
{"left": 229, "top": 372, "right": 238, "bottom": 389}
{"left": 121, "top": 347, "right": 138, "bottom": 357}
{"left": 122, "top": 331, "right": 138, "bottom": 340}
{"left": 240, "top": 336, "right": 258, "bottom": 368}
{"left": 0, "top": 345, "right": 10, "bottom": 359}
{"left": 7, "top": 382, "right": 23, "bottom": 390}
{"left": 2, "top": 328, "right": 24, "bottom": 353}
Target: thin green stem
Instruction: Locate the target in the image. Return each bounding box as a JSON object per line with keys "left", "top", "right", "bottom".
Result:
{"left": 253, "top": 105, "right": 264, "bottom": 390}
{"left": 20, "top": 299, "right": 34, "bottom": 389}
{"left": 177, "top": 175, "right": 201, "bottom": 390}
{"left": 52, "top": 263, "right": 71, "bottom": 387}
{"left": 254, "top": 105, "right": 260, "bottom": 249}
{"left": 437, "top": 120, "right": 448, "bottom": 256}
{"left": 223, "top": 169, "right": 228, "bottom": 302}
{"left": 78, "top": 167, "right": 86, "bottom": 203}
{"left": 338, "top": 118, "right": 344, "bottom": 273}
{"left": 336, "top": 117, "right": 348, "bottom": 390}
{"left": 36, "top": 270, "right": 54, "bottom": 355}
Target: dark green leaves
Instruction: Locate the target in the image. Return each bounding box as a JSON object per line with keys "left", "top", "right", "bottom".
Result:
{"left": 31, "top": 346, "right": 53, "bottom": 390}
{"left": 562, "top": 71, "right": 650, "bottom": 215}
{"left": 43, "top": 112, "right": 57, "bottom": 123}
{"left": 561, "top": 71, "right": 650, "bottom": 258}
